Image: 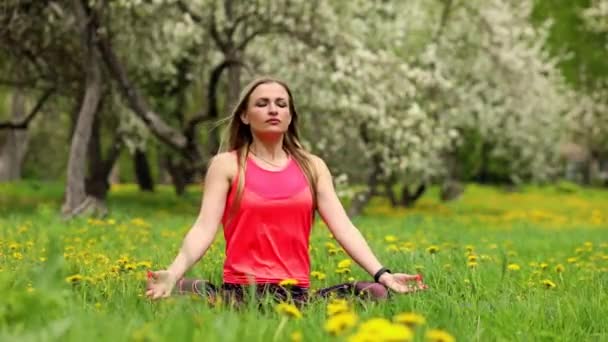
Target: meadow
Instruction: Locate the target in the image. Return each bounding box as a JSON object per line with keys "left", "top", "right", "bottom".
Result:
{"left": 1, "top": 181, "right": 607, "bottom": 341}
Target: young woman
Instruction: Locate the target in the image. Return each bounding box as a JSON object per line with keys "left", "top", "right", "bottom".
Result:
{"left": 145, "top": 77, "right": 428, "bottom": 305}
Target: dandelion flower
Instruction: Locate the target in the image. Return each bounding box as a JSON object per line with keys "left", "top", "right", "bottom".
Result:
{"left": 66, "top": 274, "right": 83, "bottom": 284}
{"left": 385, "top": 235, "right": 398, "bottom": 243}
{"left": 279, "top": 278, "right": 299, "bottom": 287}
{"left": 426, "top": 246, "right": 439, "bottom": 254}
{"left": 290, "top": 331, "right": 302, "bottom": 342}
{"left": 311, "top": 271, "right": 326, "bottom": 280}
{"left": 338, "top": 259, "right": 352, "bottom": 268}
{"left": 325, "top": 311, "right": 358, "bottom": 335}
{"left": 327, "top": 299, "right": 350, "bottom": 316}
{"left": 541, "top": 279, "right": 557, "bottom": 289}
{"left": 393, "top": 312, "right": 426, "bottom": 327}
{"left": 507, "top": 264, "right": 521, "bottom": 271}
{"left": 275, "top": 303, "right": 302, "bottom": 319}
{"left": 426, "top": 329, "right": 455, "bottom": 342}
{"left": 554, "top": 264, "right": 565, "bottom": 273}
{"left": 350, "top": 318, "right": 413, "bottom": 342}
{"left": 387, "top": 244, "right": 399, "bottom": 252}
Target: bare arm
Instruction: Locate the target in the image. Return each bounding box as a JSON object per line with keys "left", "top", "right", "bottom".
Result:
{"left": 166, "top": 153, "right": 234, "bottom": 281}
{"left": 313, "top": 156, "right": 383, "bottom": 277}
{"left": 313, "top": 156, "right": 426, "bottom": 293}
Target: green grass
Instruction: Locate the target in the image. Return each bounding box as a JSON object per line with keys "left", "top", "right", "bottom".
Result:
{"left": 1, "top": 181, "right": 607, "bottom": 341}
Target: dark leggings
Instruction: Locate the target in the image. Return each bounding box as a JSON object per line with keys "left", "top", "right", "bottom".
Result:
{"left": 175, "top": 278, "right": 389, "bottom": 307}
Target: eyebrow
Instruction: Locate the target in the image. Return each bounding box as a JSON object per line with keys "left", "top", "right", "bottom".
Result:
{"left": 255, "top": 97, "right": 287, "bottom": 101}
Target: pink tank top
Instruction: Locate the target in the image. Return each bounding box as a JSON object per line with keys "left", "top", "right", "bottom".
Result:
{"left": 221, "top": 154, "right": 314, "bottom": 287}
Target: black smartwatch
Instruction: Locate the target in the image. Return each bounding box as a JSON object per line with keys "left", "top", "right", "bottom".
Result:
{"left": 373, "top": 267, "right": 391, "bottom": 283}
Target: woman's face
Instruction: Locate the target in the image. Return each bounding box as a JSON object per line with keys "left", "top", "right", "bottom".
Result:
{"left": 242, "top": 82, "right": 292, "bottom": 138}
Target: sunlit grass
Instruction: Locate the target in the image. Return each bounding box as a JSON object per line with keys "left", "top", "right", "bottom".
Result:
{"left": 0, "top": 181, "right": 607, "bottom": 341}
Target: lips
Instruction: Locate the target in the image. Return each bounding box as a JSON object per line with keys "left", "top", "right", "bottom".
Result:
{"left": 266, "top": 119, "right": 281, "bottom": 124}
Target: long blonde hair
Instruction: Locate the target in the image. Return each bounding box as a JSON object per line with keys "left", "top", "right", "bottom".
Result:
{"left": 220, "top": 76, "right": 318, "bottom": 217}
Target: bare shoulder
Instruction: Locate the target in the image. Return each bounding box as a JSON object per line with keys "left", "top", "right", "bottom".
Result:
{"left": 207, "top": 152, "right": 238, "bottom": 181}
{"left": 304, "top": 152, "right": 330, "bottom": 175}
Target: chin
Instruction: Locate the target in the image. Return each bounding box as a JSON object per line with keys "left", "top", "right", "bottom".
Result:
{"left": 255, "top": 128, "right": 288, "bottom": 138}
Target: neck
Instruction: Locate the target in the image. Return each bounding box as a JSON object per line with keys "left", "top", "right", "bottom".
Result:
{"left": 249, "top": 134, "right": 287, "bottom": 160}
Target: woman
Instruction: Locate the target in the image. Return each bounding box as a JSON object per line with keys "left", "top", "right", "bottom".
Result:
{"left": 146, "top": 76, "right": 428, "bottom": 305}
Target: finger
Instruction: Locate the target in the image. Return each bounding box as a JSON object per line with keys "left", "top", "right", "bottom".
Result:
{"left": 388, "top": 281, "right": 410, "bottom": 293}
{"left": 399, "top": 274, "right": 421, "bottom": 281}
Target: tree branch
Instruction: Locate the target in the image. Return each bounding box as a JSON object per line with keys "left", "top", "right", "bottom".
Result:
{"left": 0, "top": 87, "right": 54, "bottom": 130}
{"left": 184, "top": 59, "right": 244, "bottom": 138}
{"left": 96, "top": 31, "right": 188, "bottom": 150}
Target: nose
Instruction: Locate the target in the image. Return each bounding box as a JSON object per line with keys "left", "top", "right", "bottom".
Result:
{"left": 268, "top": 102, "right": 278, "bottom": 116}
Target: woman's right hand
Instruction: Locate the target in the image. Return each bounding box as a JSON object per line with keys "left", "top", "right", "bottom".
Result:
{"left": 145, "top": 270, "right": 178, "bottom": 300}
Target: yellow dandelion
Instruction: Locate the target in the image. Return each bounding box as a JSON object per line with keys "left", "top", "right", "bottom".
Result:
{"left": 325, "top": 311, "right": 358, "bottom": 335}
{"left": 507, "top": 263, "right": 521, "bottom": 271}
{"left": 290, "top": 331, "right": 302, "bottom": 342}
{"left": 385, "top": 235, "right": 398, "bottom": 243}
{"left": 125, "top": 263, "right": 137, "bottom": 271}
{"left": 467, "top": 255, "right": 478, "bottom": 262}
{"left": 327, "top": 299, "right": 350, "bottom": 316}
{"left": 351, "top": 318, "right": 413, "bottom": 342}
{"left": 426, "top": 246, "right": 439, "bottom": 254}
{"left": 136, "top": 261, "right": 152, "bottom": 269}
{"left": 393, "top": 312, "right": 426, "bottom": 327}
{"left": 338, "top": 259, "right": 352, "bottom": 268}
{"left": 567, "top": 257, "right": 577, "bottom": 264}
{"left": 275, "top": 303, "right": 302, "bottom": 319}
{"left": 541, "top": 279, "right": 557, "bottom": 289}
{"left": 336, "top": 268, "right": 351, "bottom": 274}
{"left": 66, "top": 274, "right": 83, "bottom": 284}
{"left": 279, "top": 278, "right": 299, "bottom": 287}
{"left": 325, "top": 242, "right": 337, "bottom": 249}
{"left": 467, "top": 261, "right": 478, "bottom": 268}
{"left": 387, "top": 244, "right": 399, "bottom": 252}
{"left": 540, "top": 263, "right": 549, "bottom": 270}
{"left": 311, "top": 271, "right": 326, "bottom": 280}
{"left": 426, "top": 329, "right": 455, "bottom": 342}
{"left": 465, "top": 245, "right": 474, "bottom": 253}
{"left": 554, "top": 264, "right": 565, "bottom": 273}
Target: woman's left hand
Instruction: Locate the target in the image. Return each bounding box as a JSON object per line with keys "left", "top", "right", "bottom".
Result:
{"left": 378, "top": 273, "right": 428, "bottom": 293}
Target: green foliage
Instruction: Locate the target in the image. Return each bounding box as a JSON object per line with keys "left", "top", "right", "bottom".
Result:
{"left": 532, "top": 0, "right": 608, "bottom": 88}
{"left": 1, "top": 182, "right": 607, "bottom": 341}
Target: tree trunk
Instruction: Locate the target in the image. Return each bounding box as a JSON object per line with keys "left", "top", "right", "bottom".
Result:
{"left": 0, "top": 87, "right": 29, "bottom": 181}
{"left": 134, "top": 148, "right": 154, "bottom": 191}
{"left": 84, "top": 107, "right": 122, "bottom": 201}
{"left": 440, "top": 151, "right": 464, "bottom": 202}
{"left": 62, "top": 0, "right": 104, "bottom": 218}
{"left": 384, "top": 178, "right": 398, "bottom": 207}
{"left": 227, "top": 51, "right": 242, "bottom": 110}
{"left": 166, "top": 155, "right": 188, "bottom": 196}
{"left": 400, "top": 184, "right": 427, "bottom": 207}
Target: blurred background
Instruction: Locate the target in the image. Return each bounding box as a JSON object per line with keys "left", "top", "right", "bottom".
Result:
{"left": 0, "top": 0, "right": 606, "bottom": 218}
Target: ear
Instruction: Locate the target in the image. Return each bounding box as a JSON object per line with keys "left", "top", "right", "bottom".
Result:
{"left": 240, "top": 112, "right": 249, "bottom": 125}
